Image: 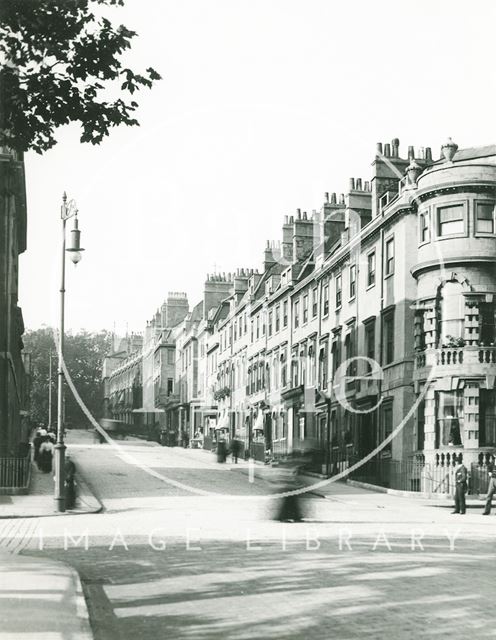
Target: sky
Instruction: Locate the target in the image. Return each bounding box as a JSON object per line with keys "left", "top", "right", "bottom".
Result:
{"left": 19, "top": 0, "right": 496, "bottom": 333}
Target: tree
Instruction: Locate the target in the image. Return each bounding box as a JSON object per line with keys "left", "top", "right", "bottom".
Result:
{"left": 0, "top": 0, "right": 161, "bottom": 153}
{"left": 23, "top": 327, "right": 112, "bottom": 427}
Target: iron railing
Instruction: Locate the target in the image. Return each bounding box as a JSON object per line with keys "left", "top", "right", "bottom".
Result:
{"left": 346, "top": 455, "right": 478, "bottom": 495}
{"left": 0, "top": 453, "right": 31, "bottom": 490}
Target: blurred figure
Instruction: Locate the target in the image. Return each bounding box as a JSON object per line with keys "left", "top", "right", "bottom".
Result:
{"left": 273, "top": 455, "right": 305, "bottom": 522}
{"left": 33, "top": 429, "right": 43, "bottom": 465}
{"left": 231, "top": 437, "right": 241, "bottom": 464}
{"left": 217, "top": 437, "right": 227, "bottom": 463}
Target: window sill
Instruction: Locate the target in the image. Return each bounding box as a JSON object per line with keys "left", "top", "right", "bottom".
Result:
{"left": 366, "top": 283, "right": 375, "bottom": 291}
{"left": 474, "top": 232, "right": 496, "bottom": 238}
{"left": 384, "top": 272, "right": 394, "bottom": 280}
{"left": 433, "top": 232, "right": 468, "bottom": 241}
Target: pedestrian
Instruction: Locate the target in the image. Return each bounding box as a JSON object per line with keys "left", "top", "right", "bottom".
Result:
{"left": 274, "top": 456, "right": 304, "bottom": 522}
{"left": 231, "top": 438, "right": 241, "bottom": 464}
{"left": 38, "top": 436, "right": 54, "bottom": 473}
{"left": 217, "top": 437, "right": 227, "bottom": 463}
{"left": 452, "top": 458, "right": 468, "bottom": 514}
{"left": 483, "top": 455, "right": 496, "bottom": 515}
{"left": 33, "top": 429, "right": 43, "bottom": 464}
{"left": 64, "top": 457, "right": 77, "bottom": 509}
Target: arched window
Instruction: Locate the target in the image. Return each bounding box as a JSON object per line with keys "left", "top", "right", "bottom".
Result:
{"left": 439, "top": 281, "right": 465, "bottom": 345}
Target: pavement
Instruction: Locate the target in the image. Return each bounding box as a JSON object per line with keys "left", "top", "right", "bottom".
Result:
{"left": 0, "top": 549, "right": 93, "bottom": 640}
{"left": 0, "top": 430, "right": 102, "bottom": 519}
{"left": 0, "top": 429, "right": 101, "bottom": 640}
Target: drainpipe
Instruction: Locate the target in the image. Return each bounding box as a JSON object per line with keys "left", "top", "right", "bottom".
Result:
{"left": 378, "top": 223, "right": 385, "bottom": 458}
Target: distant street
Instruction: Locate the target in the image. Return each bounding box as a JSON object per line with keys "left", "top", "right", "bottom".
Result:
{"left": 11, "top": 430, "right": 496, "bottom": 640}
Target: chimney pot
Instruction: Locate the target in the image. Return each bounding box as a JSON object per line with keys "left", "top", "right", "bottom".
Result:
{"left": 356, "top": 178, "right": 362, "bottom": 190}
{"left": 349, "top": 178, "right": 355, "bottom": 190}
{"left": 377, "top": 142, "right": 383, "bottom": 154}
{"left": 408, "top": 145, "right": 415, "bottom": 160}
{"left": 425, "top": 147, "right": 432, "bottom": 162}
{"left": 330, "top": 192, "right": 337, "bottom": 204}
{"left": 340, "top": 194, "right": 345, "bottom": 204}
{"left": 384, "top": 143, "right": 391, "bottom": 157}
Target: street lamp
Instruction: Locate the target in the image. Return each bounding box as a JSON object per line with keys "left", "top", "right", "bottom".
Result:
{"left": 54, "top": 192, "right": 84, "bottom": 512}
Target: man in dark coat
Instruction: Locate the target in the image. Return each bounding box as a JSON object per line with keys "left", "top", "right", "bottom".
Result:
{"left": 483, "top": 455, "right": 496, "bottom": 515}
{"left": 231, "top": 438, "right": 241, "bottom": 464}
{"left": 452, "top": 459, "right": 467, "bottom": 514}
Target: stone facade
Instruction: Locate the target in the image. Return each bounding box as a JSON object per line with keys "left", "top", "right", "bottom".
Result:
{"left": 0, "top": 149, "right": 29, "bottom": 456}
{"left": 103, "top": 138, "right": 496, "bottom": 485}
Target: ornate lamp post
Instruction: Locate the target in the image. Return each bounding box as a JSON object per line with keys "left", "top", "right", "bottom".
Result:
{"left": 54, "top": 192, "right": 84, "bottom": 512}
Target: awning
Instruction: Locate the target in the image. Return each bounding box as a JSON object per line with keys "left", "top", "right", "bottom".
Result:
{"left": 253, "top": 411, "right": 264, "bottom": 431}
{"left": 216, "top": 413, "right": 229, "bottom": 430}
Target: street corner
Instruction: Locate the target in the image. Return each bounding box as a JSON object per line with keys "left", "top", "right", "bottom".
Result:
{"left": 0, "top": 550, "right": 93, "bottom": 640}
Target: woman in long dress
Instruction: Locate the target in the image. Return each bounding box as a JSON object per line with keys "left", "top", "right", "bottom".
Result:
{"left": 38, "top": 437, "right": 54, "bottom": 473}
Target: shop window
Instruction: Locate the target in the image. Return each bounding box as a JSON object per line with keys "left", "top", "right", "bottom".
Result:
{"left": 475, "top": 202, "right": 495, "bottom": 234}
{"left": 436, "top": 391, "right": 463, "bottom": 447}
{"left": 437, "top": 204, "right": 464, "bottom": 236}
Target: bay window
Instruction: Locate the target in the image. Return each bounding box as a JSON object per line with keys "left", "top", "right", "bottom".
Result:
{"left": 475, "top": 202, "right": 495, "bottom": 234}
{"left": 437, "top": 204, "right": 464, "bottom": 236}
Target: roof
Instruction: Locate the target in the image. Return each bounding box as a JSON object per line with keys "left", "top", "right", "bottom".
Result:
{"left": 190, "top": 300, "right": 204, "bottom": 322}
{"left": 435, "top": 144, "right": 496, "bottom": 164}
